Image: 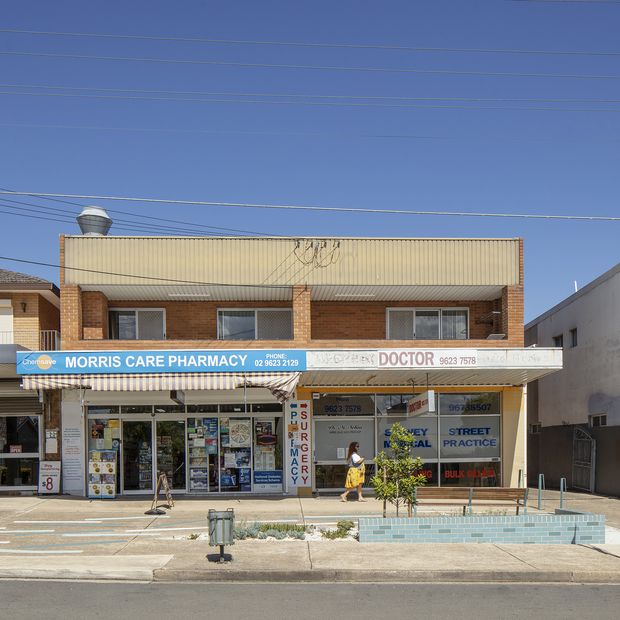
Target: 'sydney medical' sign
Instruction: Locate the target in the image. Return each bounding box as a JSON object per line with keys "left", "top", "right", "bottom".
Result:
{"left": 378, "top": 349, "right": 478, "bottom": 368}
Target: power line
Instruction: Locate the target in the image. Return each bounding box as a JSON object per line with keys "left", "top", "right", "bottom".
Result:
{"left": 0, "top": 198, "right": 223, "bottom": 237}
{"left": 4, "top": 83, "right": 620, "bottom": 104}
{"left": 0, "top": 201, "right": 224, "bottom": 236}
{"left": 1, "top": 190, "right": 619, "bottom": 221}
{"left": 0, "top": 203, "right": 196, "bottom": 236}
{"left": 2, "top": 121, "right": 620, "bottom": 143}
{"left": 0, "top": 254, "right": 293, "bottom": 289}
{"left": 0, "top": 186, "right": 274, "bottom": 237}
{"left": 1, "top": 28, "right": 618, "bottom": 56}
{"left": 2, "top": 50, "right": 620, "bottom": 80}
{"left": 2, "top": 89, "right": 619, "bottom": 113}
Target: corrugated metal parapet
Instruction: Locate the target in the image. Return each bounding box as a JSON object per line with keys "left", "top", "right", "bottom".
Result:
{"left": 63, "top": 236, "right": 521, "bottom": 287}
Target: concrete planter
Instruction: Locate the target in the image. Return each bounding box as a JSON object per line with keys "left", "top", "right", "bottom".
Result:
{"left": 358, "top": 509, "right": 605, "bottom": 544}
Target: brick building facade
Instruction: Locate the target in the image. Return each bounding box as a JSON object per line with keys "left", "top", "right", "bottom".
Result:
{"left": 18, "top": 235, "right": 559, "bottom": 497}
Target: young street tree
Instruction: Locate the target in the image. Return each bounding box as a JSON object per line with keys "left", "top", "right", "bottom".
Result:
{"left": 371, "top": 422, "right": 428, "bottom": 518}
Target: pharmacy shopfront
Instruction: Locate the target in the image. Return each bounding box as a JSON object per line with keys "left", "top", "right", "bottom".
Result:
{"left": 17, "top": 347, "right": 561, "bottom": 496}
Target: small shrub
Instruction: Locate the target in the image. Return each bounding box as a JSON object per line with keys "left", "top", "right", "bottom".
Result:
{"left": 322, "top": 520, "right": 355, "bottom": 540}
{"left": 188, "top": 533, "right": 200, "bottom": 540}
{"left": 233, "top": 521, "right": 307, "bottom": 540}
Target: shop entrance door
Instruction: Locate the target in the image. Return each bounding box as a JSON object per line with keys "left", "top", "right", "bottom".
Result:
{"left": 122, "top": 420, "right": 154, "bottom": 493}
{"left": 156, "top": 420, "right": 186, "bottom": 492}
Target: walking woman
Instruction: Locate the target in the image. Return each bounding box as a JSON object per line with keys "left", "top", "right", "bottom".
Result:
{"left": 340, "top": 441, "right": 366, "bottom": 502}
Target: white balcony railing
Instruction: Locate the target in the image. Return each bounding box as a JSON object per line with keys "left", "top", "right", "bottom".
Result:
{"left": 0, "top": 330, "right": 60, "bottom": 351}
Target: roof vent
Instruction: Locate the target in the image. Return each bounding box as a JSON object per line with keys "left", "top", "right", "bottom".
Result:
{"left": 77, "top": 206, "right": 113, "bottom": 236}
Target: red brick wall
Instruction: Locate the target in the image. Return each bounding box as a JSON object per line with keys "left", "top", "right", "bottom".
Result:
{"left": 311, "top": 300, "right": 495, "bottom": 340}
{"left": 83, "top": 291, "right": 109, "bottom": 340}
{"left": 60, "top": 284, "right": 82, "bottom": 344}
{"left": 38, "top": 295, "right": 60, "bottom": 332}
{"left": 107, "top": 299, "right": 292, "bottom": 340}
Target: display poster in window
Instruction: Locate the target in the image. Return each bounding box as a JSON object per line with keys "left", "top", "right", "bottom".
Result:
{"left": 229, "top": 419, "right": 252, "bottom": 447}
{"left": 314, "top": 418, "right": 375, "bottom": 463}
{"left": 439, "top": 416, "right": 500, "bottom": 459}
{"left": 88, "top": 450, "right": 117, "bottom": 499}
{"left": 38, "top": 461, "right": 61, "bottom": 494}
{"left": 439, "top": 393, "right": 500, "bottom": 415}
{"left": 376, "top": 417, "right": 438, "bottom": 460}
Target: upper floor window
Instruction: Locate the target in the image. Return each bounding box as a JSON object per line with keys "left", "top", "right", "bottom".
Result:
{"left": 569, "top": 328, "right": 578, "bottom": 348}
{"left": 109, "top": 309, "right": 166, "bottom": 340}
{"left": 590, "top": 413, "right": 607, "bottom": 428}
{"left": 217, "top": 309, "right": 293, "bottom": 340}
{"left": 387, "top": 308, "right": 468, "bottom": 340}
{"left": 553, "top": 334, "right": 564, "bottom": 348}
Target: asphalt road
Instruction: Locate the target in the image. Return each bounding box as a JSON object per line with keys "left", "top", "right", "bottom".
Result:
{"left": 1, "top": 582, "right": 620, "bottom": 619}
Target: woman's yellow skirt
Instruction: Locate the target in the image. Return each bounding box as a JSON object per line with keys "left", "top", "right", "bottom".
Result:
{"left": 344, "top": 464, "right": 365, "bottom": 489}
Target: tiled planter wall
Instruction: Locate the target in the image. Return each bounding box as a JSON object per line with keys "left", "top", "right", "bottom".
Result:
{"left": 358, "top": 509, "right": 605, "bottom": 544}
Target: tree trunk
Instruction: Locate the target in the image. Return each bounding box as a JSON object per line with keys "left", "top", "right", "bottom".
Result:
{"left": 382, "top": 467, "right": 387, "bottom": 519}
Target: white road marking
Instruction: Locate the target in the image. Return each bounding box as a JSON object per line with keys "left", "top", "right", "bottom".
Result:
{"left": 14, "top": 520, "right": 102, "bottom": 524}
{"left": 0, "top": 549, "right": 83, "bottom": 554}
{"left": 0, "top": 541, "right": 9, "bottom": 544}
{"left": 125, "top": 526, "right": 210, "bottom": 533}
{"left": 85, "top": 515, "right": 170, "bottom": 521}
{"left": 0, "top": 530, "right": 55, "bottom": 534}
{"left": 62, "top": 532, "right": 161, "bottom": 538}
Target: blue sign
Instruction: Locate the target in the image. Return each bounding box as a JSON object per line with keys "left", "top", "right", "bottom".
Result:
{"left": 253, "top": 470, "right": 283, "bottom": 485}
{"left": 16, "top": 349, "right": 307, "bottom": 375}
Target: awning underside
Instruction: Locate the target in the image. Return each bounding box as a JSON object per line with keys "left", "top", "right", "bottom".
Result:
{"left": 21, "top": 372, "right": 301, "bottom": 402}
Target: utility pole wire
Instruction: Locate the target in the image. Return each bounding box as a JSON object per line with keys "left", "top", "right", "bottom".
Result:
{"left": 1, "top": 28, "right": 618, "bottom": 56}
{"left": 2, "top": 50, "right": 620, "bottom": 80}
{"left": 0, "top": 191, "right": 618, "bottom": 222}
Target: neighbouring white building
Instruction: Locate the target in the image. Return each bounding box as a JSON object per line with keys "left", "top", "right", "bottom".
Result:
{"left": 526, "top": 261, "right": 620, "bottom": 497}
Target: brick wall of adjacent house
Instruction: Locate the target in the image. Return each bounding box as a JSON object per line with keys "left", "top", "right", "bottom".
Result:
{"left": 38, "top": 295, "right": 60, "bottom": 332}
{"left": 3, "top": 293, "right": 59, "bottom": 349}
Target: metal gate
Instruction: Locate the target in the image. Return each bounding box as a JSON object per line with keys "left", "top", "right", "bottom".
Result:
{"left": 572, "top": 427, "right": 596, "bottom": 492}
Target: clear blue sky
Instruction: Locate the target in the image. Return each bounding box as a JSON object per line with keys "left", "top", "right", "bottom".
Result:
{"left": 1, "top": 0, "right": 619, "bottom": 322}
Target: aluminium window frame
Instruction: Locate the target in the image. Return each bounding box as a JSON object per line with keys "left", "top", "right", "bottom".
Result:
{"left": 385, "top": 307, "right": 470, "bottom": 340}
{"left": 589, "top": 413, "right": 607, "bottom": 428}
{"left": 0, "top": 413, "right": 43, "bottom": 491}
{"left": 108, "top": 307, "right": 167, "bottom": 340}
{"left": 216, "top": 307, "right": 293, "bottom": 341}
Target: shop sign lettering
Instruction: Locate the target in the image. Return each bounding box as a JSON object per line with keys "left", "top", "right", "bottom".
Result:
{"left": 378, "top": 349, "right": 478, "bottom": 368}
{"left": 17, "top": 349, "right": 307, "bottom": 374}
{"left": 287, "top": 401, "right": 311, "bottom": 489}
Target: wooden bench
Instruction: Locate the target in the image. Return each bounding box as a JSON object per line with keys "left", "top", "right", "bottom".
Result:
{"left": 414, "top": 487, "right": 528, "bottom": 514}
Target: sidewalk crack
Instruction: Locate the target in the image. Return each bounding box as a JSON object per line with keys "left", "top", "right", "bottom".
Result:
{"left": 112, "top": 515, "right": 162, "bottom": 556}
{"left": 493, "top": 543, "right": 538, "bottom": 570}
{"left": 306, "top": 541, "right": 313, "bottom": 570}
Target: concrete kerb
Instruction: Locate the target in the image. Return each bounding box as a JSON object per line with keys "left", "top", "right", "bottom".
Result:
{"left": 151, "top": 568, "right": 620, "bottom": 584}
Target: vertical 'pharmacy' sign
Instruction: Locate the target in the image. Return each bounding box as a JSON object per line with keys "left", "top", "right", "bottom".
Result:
{"left": 286, "top": 400, "right": 311, "bottom": 492}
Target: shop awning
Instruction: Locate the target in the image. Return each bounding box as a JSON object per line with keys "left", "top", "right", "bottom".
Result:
{"left": 21, "top": 372, "right": 301, "bottom": 402}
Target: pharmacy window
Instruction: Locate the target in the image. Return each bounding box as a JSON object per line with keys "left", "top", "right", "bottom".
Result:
{"left": 217, "top": 309, "right": 293, "bottom": 340}
{"left": 387, "top": 308, "right": 468, "bottom": 340}
{"left": 109, "top": 309, "right": 166, "bottom": 340}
